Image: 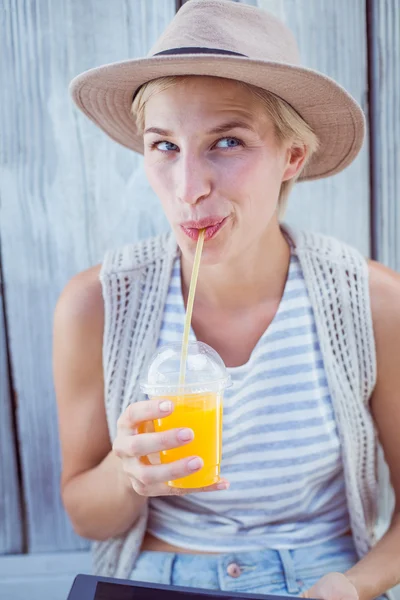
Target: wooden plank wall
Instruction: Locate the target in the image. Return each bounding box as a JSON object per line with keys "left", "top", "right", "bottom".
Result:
{"left": 249, "top": 0, "right": 370, "bottom": 255}
{"left": 0, "top": 552, "right": 91, "bottom": 600}
{"left": 0, "top": 0, "right": 173, "bottom": 556}
{"left": 0, "top": 266, "right": 23, "bottom": 555}
{"left": 240, "top": 0, "right": 397, "bottom": 548}
{"left": 368, "top": 0, "right": 399, "bottom": 544}
{"left": 0, "top": 0, "right": 399, "bottom": 598}
{"left": 370, "top": 0, "right": 400, "bottom": 271}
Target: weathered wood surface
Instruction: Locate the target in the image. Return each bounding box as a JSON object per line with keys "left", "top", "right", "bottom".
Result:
{"left": 0, "top": 551, "right": 91, "bottom": 600}
{"left": 0, "top": 0, "right": 173, "bottom": 554}
{"left": 0, "top": 270, "right": 23, "bottom": 555}
{"left": 247, "top": 4, "right": 398, "bottom": 598}
{"left": 244, "top": 0, "right": 370, "bottom": 256}
{"left": 368, "top": 0, "right": 399, "bottom": 574}
{"left": 0, "top": 0, "right": 399, "bottom": 597}
{"left": 369, "top": 0, "right": 400, "bottom": 270}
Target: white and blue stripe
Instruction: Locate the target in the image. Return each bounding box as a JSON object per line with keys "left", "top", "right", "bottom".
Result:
{"left": 149, "top": 252, "right": 350, "bottom": 551}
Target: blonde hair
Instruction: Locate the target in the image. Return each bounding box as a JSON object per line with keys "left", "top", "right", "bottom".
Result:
{"left": 131, "top": 76, "right": 319, "bottom": 219}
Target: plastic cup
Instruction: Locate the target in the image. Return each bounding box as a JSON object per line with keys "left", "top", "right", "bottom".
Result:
{"left": 140, "top": 341, "right": 231, "bottom": 488}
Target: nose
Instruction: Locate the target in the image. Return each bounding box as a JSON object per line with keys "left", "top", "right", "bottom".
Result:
{"left": 176, "top": 151, "right": 212, "bottom": 206}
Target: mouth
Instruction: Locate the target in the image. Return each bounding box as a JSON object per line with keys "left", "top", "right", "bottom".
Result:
{"left": 180, "top": 216, "right": 229, "bottom": 241}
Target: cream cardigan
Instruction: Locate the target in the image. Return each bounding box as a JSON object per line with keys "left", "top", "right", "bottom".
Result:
{"left": 96, "top": 224, "right": 378, "bottom": 579}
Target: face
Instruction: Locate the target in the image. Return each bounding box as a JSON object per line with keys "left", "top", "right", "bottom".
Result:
{"left": 143, "top": 76, "right": 300, "bottom": 265}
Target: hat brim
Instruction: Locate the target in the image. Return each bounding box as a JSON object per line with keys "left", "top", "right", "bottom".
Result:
{"left": 69, "top": 54, "right": 365, "bottom": 181}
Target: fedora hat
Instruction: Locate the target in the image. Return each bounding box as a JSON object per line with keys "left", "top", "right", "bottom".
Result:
{"left": 69, "top": 0, "right": 365, "bottom": 181}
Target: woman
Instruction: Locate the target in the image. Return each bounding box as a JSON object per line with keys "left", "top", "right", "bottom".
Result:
{"left": 54, "top": 1, "right": 400, "bottom": 598}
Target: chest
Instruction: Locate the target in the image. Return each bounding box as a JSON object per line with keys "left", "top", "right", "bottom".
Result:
{"left": 190, "top": 301, "right": 280, "bottom": 368}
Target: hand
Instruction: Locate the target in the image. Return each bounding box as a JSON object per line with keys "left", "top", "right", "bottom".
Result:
{"left": 112, "top": 399, "right": 229, "bottom": 497}
{"left": 300, "top": 572, "right": 359, "bottom": 600}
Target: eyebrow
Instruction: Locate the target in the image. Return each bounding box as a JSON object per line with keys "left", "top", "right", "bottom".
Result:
{"left": 143, "top": 120, "right": 256, "bottom": 136}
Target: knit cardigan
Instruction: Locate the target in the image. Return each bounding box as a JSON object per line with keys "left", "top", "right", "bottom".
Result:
{"left": 96, "top": 224, "right": 378, "bottom": 579}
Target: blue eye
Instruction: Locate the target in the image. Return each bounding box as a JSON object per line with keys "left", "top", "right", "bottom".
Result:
{"left": 215, "top": 137, "right": 242, "bottom": 149}
{"left": 154, "top": 141, "right": 179, "bottom": 152}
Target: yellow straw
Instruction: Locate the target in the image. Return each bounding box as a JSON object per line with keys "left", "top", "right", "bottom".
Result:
{"left": 179, "top": 229, "right": 206, "bottom": 387}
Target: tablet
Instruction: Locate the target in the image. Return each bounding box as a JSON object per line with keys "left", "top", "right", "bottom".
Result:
{"left": 67, "top": 574, "right": 292, "bottom": 600}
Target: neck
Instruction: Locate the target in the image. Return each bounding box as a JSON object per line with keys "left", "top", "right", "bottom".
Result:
{"left": 180, "top": 221, "right": 291, "bottom": 311}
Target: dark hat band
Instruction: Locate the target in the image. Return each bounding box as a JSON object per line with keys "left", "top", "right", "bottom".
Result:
{"left": 132, "top": 47, "right": 246, "bottom": 101}
{"left": 153, "top": 47, "right": 246, "bottom": 57}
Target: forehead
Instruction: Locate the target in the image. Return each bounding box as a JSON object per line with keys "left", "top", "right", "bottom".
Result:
{"left": 144, "top": 76, "right": 267, "bottom": 124}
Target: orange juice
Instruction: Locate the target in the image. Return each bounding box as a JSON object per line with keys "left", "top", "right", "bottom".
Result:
{"left": 141, "top": 342, "right": 231, "bottom": 489}
{"left": 152, "top": 391, "right": 223, "bottom": 488}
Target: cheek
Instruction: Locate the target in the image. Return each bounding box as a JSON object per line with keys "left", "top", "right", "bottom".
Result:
{"left": 220, "top": 153, "right": 281, "bottom": 204}
{"left": 142, "top": 160, "right": 175, "bottom": 225}
{"left": 144, "top": 156, "right": 175, "bottom": 208}
{"left": 223, "top": 147, "right": 280, "bottom": 180}
{"left": 215, "top": 157, "right": 257, "bottom": 201}
{"left": 145, "top": 155, "right": 170, "bottom": 188}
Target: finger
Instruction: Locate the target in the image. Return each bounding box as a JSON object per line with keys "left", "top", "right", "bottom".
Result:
{"left": 133, "top": 473, "right": 230, "bottom": 498}
{"left": 134, "top": 455, "right": 205, "bottom": 489}
{"left": 163, "top": 477, "right": 230, "bottom": 497}
{"left": 129, "top": 472, "right": 156, "bottom": 496}
{"left": 200, "top": 478, "right": 230, "bottom": 492}
{"left": 128, "top": 469, "right": 171, "bottom": 497}
{"left": 113, "top": 427, "right": 194, "bottom": 459}
{"left": 169, "top": 479, "right": 230, "bottom": 496}
{"left": 123, "top": 457, "right": 230, "bottom": 497}
{"left": 122, "top": 457, "right": 181, "bottom": 497}
{"left": 119, "top": 457, "right": 167, "bottom": 496}
{"left": 117, "top": 399, "right": 174, "bottom": 431}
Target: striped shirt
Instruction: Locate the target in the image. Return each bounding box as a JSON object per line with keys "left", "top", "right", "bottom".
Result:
{"left": 148, "top": 251, "right": 350, "bottom": 551}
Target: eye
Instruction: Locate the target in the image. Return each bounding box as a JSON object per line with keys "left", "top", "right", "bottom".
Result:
{"left": 152, "top": 140, "right": 179, "bottom": 152}
{"left": 214, "top": 137, "right": 243, "bottom": 149}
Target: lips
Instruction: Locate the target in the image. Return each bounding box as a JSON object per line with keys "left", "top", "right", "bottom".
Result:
{"left": 180, "top": 216, "right": 228, "bottom": 241}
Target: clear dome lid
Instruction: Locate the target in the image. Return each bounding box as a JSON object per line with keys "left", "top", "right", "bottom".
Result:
{"left": 140, "top": 341, "right": 231, "bottom": 396}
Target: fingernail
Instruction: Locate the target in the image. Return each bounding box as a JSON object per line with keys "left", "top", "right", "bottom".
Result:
{"left": 159, "top": 400, "right": 172, "bottom": 412}
{"left": 217, "top": 482, "right": 229, "bottom": 490}
{"left": 177, "top": 428, "right": 194, "bottom": 442}
{"left": 187, "top": 457, "right": 203, "bottom": 471}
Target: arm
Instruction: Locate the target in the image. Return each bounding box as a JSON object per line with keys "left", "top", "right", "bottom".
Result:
{"left": 302, "top": 260, "right": 400, "bottom": 600}
{"left": 53, "top": 265, "right": 146, "bottom": 541}
{"left": 344, "top": 260, "right": 400, "bottom": 599}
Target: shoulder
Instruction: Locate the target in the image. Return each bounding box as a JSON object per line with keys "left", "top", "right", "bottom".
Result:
{"left": 54, "top": 264, "right": 104, "bottom": 343}
{"left": 283, "top": 225, "right": 366, "bottom": 270}
{"left": 368, "top": 262, "right": 400, "bottom": 472}
{"left": 368, "top": 259, "right": 400, "bottom": 341}
{"left": 368, "top": 260, "right": 400, "bottom": 413}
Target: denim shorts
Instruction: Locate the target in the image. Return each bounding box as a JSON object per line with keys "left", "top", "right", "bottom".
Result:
{"left": 130, "top": 533, "right": 387, "bottom": 598}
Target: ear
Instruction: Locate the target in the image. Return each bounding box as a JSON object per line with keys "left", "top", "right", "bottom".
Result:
{"left": 282, "top": 144, "right": 307, "bottom": 182}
